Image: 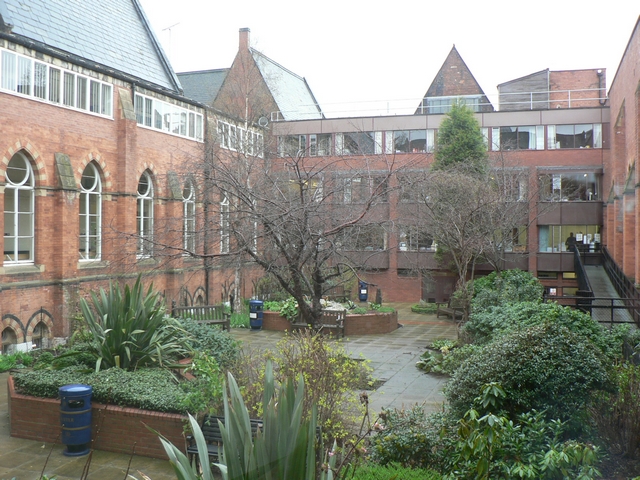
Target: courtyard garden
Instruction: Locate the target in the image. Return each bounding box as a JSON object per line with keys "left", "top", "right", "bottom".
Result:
{"left": 4, "top": 271, "right": 640, "bottom": 478}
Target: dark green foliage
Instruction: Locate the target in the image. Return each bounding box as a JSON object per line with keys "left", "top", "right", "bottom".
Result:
{"left": 179, "top": 318, "right": 240, "bottom": 369}
{"left": 411, "top": 302, "right": 438, "bottom": 314}
{"left": 13, "top": 367, "right": 187, "bottom": 413}
{"left": 463, "top": 301, "right": 613, "bottom": 354}
{"left": 370, "top": 405, "right": 451, "bottom": 470}
{"left": 433, "top": 102, "right": 488, "bottom": 174}
{"left": 590, "top": 362, "right": 640, "bottom": 459}
{"left": 471, "top": 269, "right": 544, "bottom": 311}
{"left": 346, "top": 462, "right": 442, "bottom": 479}
{"left": 442, "top": 385, "right": 601, "bottom": 479}
{"left": 445, "top": 323, "right": 611, "bottom": 421}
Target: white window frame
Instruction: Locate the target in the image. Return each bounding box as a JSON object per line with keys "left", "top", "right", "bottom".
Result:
{"left": 1, "top": 48, "right": 113, "bottom": 117}
{"left": 3, "top": 152, "right": 35, "bottom": 264}
{"left": 134, "top": 92, "right": 204, "bottom": 141}
{"left": 79, "top": 162, "right": 102, "bottom": 261}
{"left": 220, "top": 196, "right": 230, "bottom": 254}
{"left": 136, "top": 171, "right": 154, "bottom": 258}
{"left": 183, "top": 180, "right": 196, "bottom": 252}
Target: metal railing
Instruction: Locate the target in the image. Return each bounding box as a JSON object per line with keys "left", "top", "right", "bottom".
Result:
{"left": 602, "top": 246, "right": 640, "bottom": 325}
{"left": 548, "top": 295, "right": 639, "bottom": 329}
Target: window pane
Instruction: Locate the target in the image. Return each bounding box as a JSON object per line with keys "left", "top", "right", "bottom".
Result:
{"left": 63, "top": 72, "right": 75, "bottom": 107}
{"left": 101, "top": 84, "right": 112, "bottom": 115}
{"left": 135, "top": 94, "right": 144, "bottom": 124}
{"left": 17, "top": 56, "right": 31, "bottom": 94}
{"left": 34, "top": 62, "right": 47, "bottom": 99}
{"left": 49, "top": 68, "right": 60, "bottom": 103}
{"left": 76, "top": 76, "right": 87, "bottom": 109}
{"left": 144, "top": 98, "right": 152, "bottom": 126}
{"left": 1, "top": 50, "right": 17, "bottom": 91}
{"left": 89, "top": 80, "right": 100, "bottom": 112}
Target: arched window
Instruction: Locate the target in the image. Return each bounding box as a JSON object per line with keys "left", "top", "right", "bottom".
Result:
{"left": 183, "top": 181, "right": 196, "bottom": 252}
{"left": 137, "top": 171, "right": 154, "bottom": 257}
{"left": 3, "top": 152, "right": 34, "bottom": 264}
{"left": 220, "top": 196, "right": 230, "bottom": 254}
{"left": 79, "top": 163, "right": 102, "bottom": 260}
{"left": 31, "top": 321, "right": 50, "bottom": 349}
{"left": 1, "top": 327, "right": 17, "bottom": 354}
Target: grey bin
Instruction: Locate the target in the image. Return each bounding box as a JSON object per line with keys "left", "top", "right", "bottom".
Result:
{"left": 60, "top": 384, "right": 92, "bottom": 456}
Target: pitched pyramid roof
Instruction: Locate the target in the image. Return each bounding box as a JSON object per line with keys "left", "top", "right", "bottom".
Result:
{"left": 416, "top": 45, "right": 493, "bottom": 113}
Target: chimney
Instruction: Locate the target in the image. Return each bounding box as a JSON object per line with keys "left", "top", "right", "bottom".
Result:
{"left": 239, "top": 28, "right": 250, "bottom": 50}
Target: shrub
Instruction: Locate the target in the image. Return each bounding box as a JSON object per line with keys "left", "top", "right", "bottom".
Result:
{"left": 442, "top": 384, "right": 601, "bottom": 480}
{"left": 590, "top": 362, "right": 640, "bottom": 459}
{"left": 80, "top": 276, "right": 193, "bottom": 371}
{"left": 13, "top": 367, "right": 187, "bottom": 413}
{"left": 346, "top": 462, "right": 442, "bottom": 479}
{"left": 445, "top": 323, "right": 612, "bottom": 422}
{"left": 231, "top": 330, "right": 372, "bottom": 444}
{"left": 471, "top": 269, "right": 544, "bottom": 311}
{"left": 411, "top": 301, "right": 438, "bottom": 314}
{"left": 179, "top": 318, "right": 240, "bottom": 369}
{"left": 369, "top": 405, "right": 451, "bottom": 470}
{"left": 462, "top": 301, "right": 613, "bottom": 354}
{"left": 180, "top": 352, "right": 225, "bottom": 416}
{"left": 0, "top": 351, "right": 34, "bottom": 372}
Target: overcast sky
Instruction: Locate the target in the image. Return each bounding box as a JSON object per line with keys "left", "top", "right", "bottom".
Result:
{"left": 138, "top": 0, "right": 639, "bottom": 117}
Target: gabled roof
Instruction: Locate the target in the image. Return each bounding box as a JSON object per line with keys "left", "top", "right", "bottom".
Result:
{"left": 250, "top": 48, "right": 323, "bottom": 121}
{"left": 0, "top": 0, "right": 182, "bottom": 93}
{"left": 416, "top": 45, "right": 493, "bottom": 113}
{"left": 177, "top": 69, "right": 229, "bottom": 106}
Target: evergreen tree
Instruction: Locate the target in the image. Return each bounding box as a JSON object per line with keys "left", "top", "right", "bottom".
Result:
{"left": 433, "top": 101, "right": 488, "bottom": 174}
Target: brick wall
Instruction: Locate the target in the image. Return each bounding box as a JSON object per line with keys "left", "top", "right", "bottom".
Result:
{"left": 8, "top": 376, "right": 186, "bottom": 460}
{"left": 262, "top": 310, "right": 398, "bottom": 335}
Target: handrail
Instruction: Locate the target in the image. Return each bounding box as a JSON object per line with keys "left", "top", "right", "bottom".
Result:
{"left": 601, "top": 247, "right": 640, "bottom": 325}
{"left": 572, "top": 246, "right": 593, "bottom": 297}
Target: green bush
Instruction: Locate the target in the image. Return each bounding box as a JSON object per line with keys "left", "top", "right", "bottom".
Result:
{"left": 180, "top": 352, "right": 225, "bottom": 416}
{"left": 411, "top": 302, "right": 438, "bottom": 314}
{"left": 445, "top": 323, "right": 612, "bottom": 422}
{"left": 13, "top": 367, "right": 187, "bottom": 413}
{"left": 463, "top": 301, "right": 613, "bottom": 353}
{"left": 442, "top": 384, "right": 601, "bottom": 480}
{"left": 0, "top": 351, "right": 34, "bottom": 372}
{"left": 80, "top": 276, "right": 192, "bottom": 371}
{"left": 471, "top": 269, "right": 544, "bottom": 311}
{"left": 179, "top": 318, "right": 240, "bottom": 369}
{"left": 346, "top": 462, "right": 442, "bottom": 479}
{"left": 370, "top": 404, "right": 451, "bottom": 470}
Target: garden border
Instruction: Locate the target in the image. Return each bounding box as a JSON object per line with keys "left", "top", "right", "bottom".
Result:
{"left": 262, "top": 310, "right": 398, "bottom": 335}
{"left": 7, "top": 376, "right": 187, "bottom": 460}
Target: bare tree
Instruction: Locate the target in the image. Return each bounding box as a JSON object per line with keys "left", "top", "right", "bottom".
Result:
{"left": 206, "top": 138, "right": 400, "bottom": 326}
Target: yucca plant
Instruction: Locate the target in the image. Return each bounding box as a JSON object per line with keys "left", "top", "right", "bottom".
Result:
{"left": 156, "top": 361, "right": 322, "bottom": 480}
{"left": 217, "top": 361, "right": 318, "bottom": 479}
{"left": 79, "top": 275, "right": 192, "bottom": 371}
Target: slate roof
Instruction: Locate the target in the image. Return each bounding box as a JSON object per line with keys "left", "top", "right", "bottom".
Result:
{"left": 0, "top": 0, "right": 181, "bottom": 93}
{"left": 251, "top": 49, "right": 323, "bottom": 121}
{"left": 177, "top": 69, "right": 229, "bottom": 106}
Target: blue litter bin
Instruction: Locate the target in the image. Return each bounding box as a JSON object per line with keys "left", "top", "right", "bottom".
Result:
{"left": 60, "top": 384, "right": 92, "bottom": 456}
{"left": 249, "top": 300, "right": 264, "bottom": 330}
{"left": 358, "top": 281, "right": 368, "bottom": 302}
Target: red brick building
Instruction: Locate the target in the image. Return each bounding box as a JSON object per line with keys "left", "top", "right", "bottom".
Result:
{"left": 0, "top": 0, "right": 215, "bottom": 351}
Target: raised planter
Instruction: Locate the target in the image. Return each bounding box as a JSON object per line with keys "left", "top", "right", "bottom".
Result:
{"left": 7, "top": 376, "right": 186, "bottom": 460}
{"left": 262, "top": 310, "right": 398, "bottom": 335}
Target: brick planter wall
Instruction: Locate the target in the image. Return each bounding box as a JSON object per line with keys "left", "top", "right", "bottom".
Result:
{"left": 263, "top": 310, "right": 398, "bottom": 335}
{"left": 8, "top": 376, "right": 186, "bottom": 460}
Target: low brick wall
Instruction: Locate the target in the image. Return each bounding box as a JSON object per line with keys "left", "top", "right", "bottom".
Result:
{"left": 8, "top": 376, "right": 187, "bottom": 460}
{"left": 262, "top": 310, "right": 398, "bottom": 335}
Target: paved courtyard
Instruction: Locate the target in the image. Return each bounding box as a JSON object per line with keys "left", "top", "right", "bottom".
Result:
{"left": 0, "top": 304, "right": 457, "bottom": 479}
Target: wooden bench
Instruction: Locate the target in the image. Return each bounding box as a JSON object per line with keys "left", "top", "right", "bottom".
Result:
{"left": 318, "top": 309, "right": 346, "bottom": 338}
{"left": 186, "top": 414, "right": 263, "bottom": 466}
{"left": 436, "top": 298, "right": 466, "bottom": 321}
{"left": 171, "top": 302, "right": 231, "bottom": 331}
{"left": 324, "top": 285, "right": 349, "bottom": 302}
